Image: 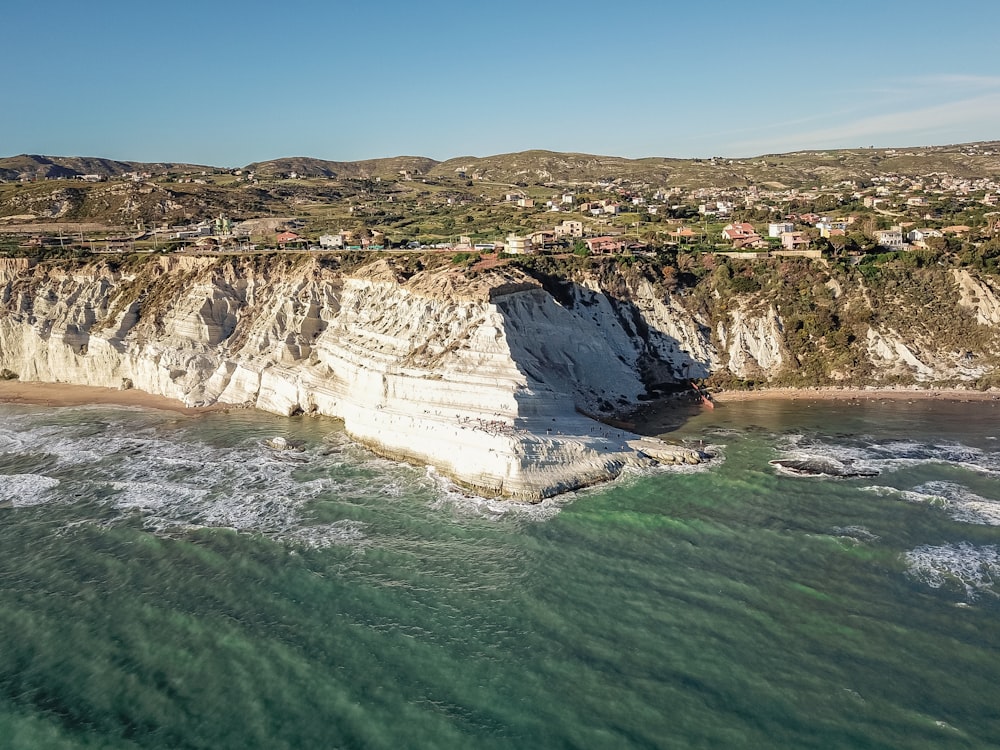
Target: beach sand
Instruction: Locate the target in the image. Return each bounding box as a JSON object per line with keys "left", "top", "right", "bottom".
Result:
{"left": 712, "top": 386, "right": 1000, "bottom": 403}
{"left": 0, "top": 381, "right": 225, "bottom": 414}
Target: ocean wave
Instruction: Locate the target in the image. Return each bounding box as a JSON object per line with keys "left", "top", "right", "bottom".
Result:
{"left": 424, "top": 468, "right": 566, "bottom": 523}
{"left": 861, "top": 482, "right": 1000, "bottom": 526}
{"left": 776, "top": 434, "right": 1000, "bottom": 478}
{"left": 914, "top": 481, "right": 1000, "bottom": 526}
{"left": 0, "top": 473, "right": 61, "bottom": 507}
{"left": 904, "top": 542, "right": 1000, "bottom": 599}
{"left": 0, "top": 411, "right": 384, "bottom": 547}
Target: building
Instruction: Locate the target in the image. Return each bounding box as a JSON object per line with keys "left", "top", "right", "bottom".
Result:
{"left": 768, "top": 222, "right": 795, "bottom": 238}
{"left": 780, "top": 231, "right": 811, "bottom": 250}
{"left": 554, "top": 220, "right": 584, "bottom": 238}
{"left": 816, "top": 219, "right": 848, "bottom": 238}
{"left": 667, "top": 227, "right": 698, "bottom": 243}
{"left": 584, "top": 236, "right": 626, "bottom": 254}
{"left": 875, "top": 228, "right": 904, "bottom": 248}
{"left": 505, "top": 234, "right": 532, "bottom": 255}
{"left": 721, "top": 222, "right": 758, "bottom": 242}
{"left": 529, "top": 230, "right": 557, "bottom": 248}
{"left": 276, "top": 231, "right": 307, "bottom": 248}
{"left": 906, "top": 228, "right": 942, "bottom": 247}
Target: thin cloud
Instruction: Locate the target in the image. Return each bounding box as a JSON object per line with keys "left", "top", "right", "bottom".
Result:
{"left": 908, "top": 74, "right": 1000, "bottom": 89}
{"left": 728, "top": 93, "right": 1000, "bottom": 155}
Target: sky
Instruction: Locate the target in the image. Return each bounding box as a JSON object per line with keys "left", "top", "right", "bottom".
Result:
{"left": 3, "top": 0, "right": 999, "bottom": 165}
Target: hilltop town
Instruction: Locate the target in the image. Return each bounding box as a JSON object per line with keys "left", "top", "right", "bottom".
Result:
{"left": 1, "top": 143, "right": 998, "bottom": 266}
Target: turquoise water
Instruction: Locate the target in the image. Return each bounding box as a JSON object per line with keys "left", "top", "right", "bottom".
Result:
{"left": 2, "top": 398, "right": 1000, "bottom": 748}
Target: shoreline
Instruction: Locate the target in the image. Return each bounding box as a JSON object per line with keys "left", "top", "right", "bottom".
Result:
{"left": 711, "top": 386, "right": 1000, "bottom": 403}
{"left": 0, "top": 380, "right": 226, "bottom": 414}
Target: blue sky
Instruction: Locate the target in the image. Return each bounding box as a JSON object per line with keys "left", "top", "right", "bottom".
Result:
{"left": 3, "top": 0, "right": 998, "bottom": 165}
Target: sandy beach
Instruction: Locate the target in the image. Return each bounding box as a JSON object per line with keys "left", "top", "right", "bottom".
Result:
{"left": 0, "top": 380, "right": 225, "bottom": 414}
{"left": 712, "top": 386, "right": 1000, "bottom": 403}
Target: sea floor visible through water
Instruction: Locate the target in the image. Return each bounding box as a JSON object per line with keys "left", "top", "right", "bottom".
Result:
{"left": 2, "top": 396, "right": 1000, "bottom": 748}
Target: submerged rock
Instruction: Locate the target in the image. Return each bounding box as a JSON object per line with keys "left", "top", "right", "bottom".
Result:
{"left": 264, "top": 437, "right": 304, "bottom": 452}
{"left": 770, "top": 458, "right": 879, "bottom": 478}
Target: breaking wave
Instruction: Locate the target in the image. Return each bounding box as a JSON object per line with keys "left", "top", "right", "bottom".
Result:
{"left": 0, "top": 409, "right": 409, "bottom": 547}
{"left": 862, "top": 482, "right": 1000, "bottom": 526}
{"left": 0, "top": 473, "right": 61, "bottom": 507}
{"left": 772, "top": 433, "right": 1000, "bottom": 478}
{"left": 904, "top": 543, "right": 1000, "bottom": 599}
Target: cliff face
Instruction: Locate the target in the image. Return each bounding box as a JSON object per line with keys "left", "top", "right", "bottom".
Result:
{"left": 0, "top": 255, "right": 712, "bottom": 498}
{"left": 2, "top": 254, "right": 998, "bottom": 497}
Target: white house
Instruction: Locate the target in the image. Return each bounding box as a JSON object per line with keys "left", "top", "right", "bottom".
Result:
{"left": 875, "top": 229, "right": 905, "bottom": 248}
{"left": 906, "top": 228, "right": 942, "bottom": 246}
{"left": 505, "top": 234, "right": 532, "bottom": 254}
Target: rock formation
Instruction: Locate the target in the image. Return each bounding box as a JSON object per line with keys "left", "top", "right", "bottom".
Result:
{"left": 2, "top": 254, "right": 998, "bottom": 498}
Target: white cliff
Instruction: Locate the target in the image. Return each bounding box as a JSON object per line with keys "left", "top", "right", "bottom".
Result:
{"left": 4, "top": 254, "right": 997, "bottom": 497}
{"left": 716, "top": 305, "right": 785, "bottom": 379}
{"left": 0, "top": 256, "right": 709, "bottom": 499}
{"left": 954, "top": 269, "right": 1000, "bottom": 326}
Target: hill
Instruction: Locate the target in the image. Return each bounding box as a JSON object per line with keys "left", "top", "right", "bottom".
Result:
{"left": 0, "top": 155, "right": 214, "bottom": 182}
{"left": 429, "top": 143, "right": 1000, "bottom": 188}
{"left": 244, "top": 156, "right": 439, "bottom": 180}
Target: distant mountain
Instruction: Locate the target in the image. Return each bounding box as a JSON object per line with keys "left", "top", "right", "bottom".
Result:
{"left": 0, "top": 154, "right": 214, "bottom": 182}
{"left": 429, "top": 150, "right": 689, "bottom": 185}
{"left": 243, "top": 156, "right": 440, "bottom": 179}
{"left": 429, "top": 143, "right": 1000, "bottom": 188}
{"left": 3, "top": 141, "right": 999, "bottom": 190}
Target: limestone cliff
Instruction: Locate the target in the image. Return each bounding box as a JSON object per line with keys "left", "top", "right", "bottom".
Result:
{"left": 0, "top": 255, "right": 711, "bottom": 499}
{"left": 2, "top": 254, "right": 998, "bottom": 498}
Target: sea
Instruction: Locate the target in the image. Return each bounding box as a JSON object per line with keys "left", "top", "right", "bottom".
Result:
{"left": 2, "top": 396, "right": 1000, "bottom": 749}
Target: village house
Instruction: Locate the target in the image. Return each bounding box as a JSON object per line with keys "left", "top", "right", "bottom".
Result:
{"left": 319, "top": 234, "right": 344, "bottom": 248}
{"left": 584, "top": 236, "right": 626, "bottom": 254}
{"left": 875, "top": 228, "right": 905, "bottom": 248}
{"left": 721, "top": 222, "right": 759, "bottom": 242}
{"left": 553, "top": 219, "right": 584, "bottom": 238}
{"left": 816, "top": 219, "right": 849, "bottom": 238}
{"left": 504, "top": 234, "right": 532, "bottom": 255}
{"left": 768, "top": 221, "right": 795, "bottom": 238}
{"left": 667, "top": 227, "right": 698, "bottom": 243}
{"left": 780, "top": 231, "right": 811, "bottom": 250}
{"left": 276, "top": 231, "right": 308, "bottom": 248}
{"left": 529, "top": 230, "right": 557, "bottom": 249}
{"left": 906, "top": 228, "right": 943, "bottom": 247}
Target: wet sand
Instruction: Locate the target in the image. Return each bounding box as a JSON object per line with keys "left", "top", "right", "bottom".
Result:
{"left": 713, "top": 386, "right": 1000, "bottom": 403}
{"left": 0, "top": 381, "right": 226, "bottom": 414}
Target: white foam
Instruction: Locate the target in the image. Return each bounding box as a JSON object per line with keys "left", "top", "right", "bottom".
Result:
{"left": 914, "top": 481, "right": 1000, "bottom": 526}
{"left": 425, "top": 467, "right": 566, "bottom": 523}
{"left": 862, "top": 482, "right": 1000, "bottom": 526}
{"left": 859, "top": 485, "right": 949, "bottom": 507}
{"left": 904, "top": 542, "right": 1000, "bottom": 599}
{"left": 1, "top": 474, "right": 61, "bottom": 507}
{"left": 777, "top": 434, "right": 1000, "bottom": 478}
